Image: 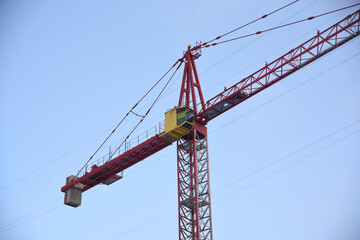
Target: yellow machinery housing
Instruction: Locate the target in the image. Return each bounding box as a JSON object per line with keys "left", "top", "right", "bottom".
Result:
{"left": 160, "top": 107, "right": 194, "bottom": 143}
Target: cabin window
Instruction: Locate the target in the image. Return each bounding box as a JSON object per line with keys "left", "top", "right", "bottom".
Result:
{"left": 177, "top": 110, "right": 186, "bottom": 125}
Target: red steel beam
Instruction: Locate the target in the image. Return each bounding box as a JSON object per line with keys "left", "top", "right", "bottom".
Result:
{"left": 178, "top": 47, "right": 206, "bottom": 114}
{"left": 61, "top": 134, "right": 171, "bottom": 192}
{"left": 197, "top": 10, "right": 360, "bottom": 123}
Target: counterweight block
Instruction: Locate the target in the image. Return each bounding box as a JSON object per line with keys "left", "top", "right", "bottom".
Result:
{"left": 64, "top": 175, "right": 84, "bottom": 208}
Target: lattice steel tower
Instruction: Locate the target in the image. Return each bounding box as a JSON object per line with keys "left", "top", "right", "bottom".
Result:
{"left": 177, "top": 46, "right": 213, "bottom": 240}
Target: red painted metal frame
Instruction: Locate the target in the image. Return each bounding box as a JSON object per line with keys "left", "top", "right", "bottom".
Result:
{"left": 177, "top": 44, "right": 214, "bottom": 239}
{"left": 61, "top": 9, "right": 360, "bottom": 240}
{"left": 179, "top": 46, "right": 206, "bottom": 114}
{"left": 197, "top": 10, "right": 360, "bottom": 123}
{"left": 177, "top": 123, "right": 213, "bottom": 240}
{"left": 61, "top": 134, "right": 171, "bottom": 192}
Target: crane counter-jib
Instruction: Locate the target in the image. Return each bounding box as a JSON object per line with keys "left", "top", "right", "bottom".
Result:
{"left": 61, "top": 106, "right": 196, "bottom": 207}
{"left": 61, "top": 134, "right": 171, "bottom": 204}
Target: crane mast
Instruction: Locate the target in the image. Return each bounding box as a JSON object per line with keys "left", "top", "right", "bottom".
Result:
{"left": 176, "top": 46, "right": 213, "bottom": 239}
{"left": 61, "top": 9, "right": 360, "bottom": 240}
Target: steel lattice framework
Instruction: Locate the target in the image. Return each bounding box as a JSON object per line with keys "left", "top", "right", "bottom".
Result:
{"left": 176, "top": 46, "right": 214, "bottom": 240}
{"left": 177, "top": 124, "right": 213, "bottom": 240}
{"left": 197, "top": 10, "right": 360, "bottom": 123}
{"left": 61, "top": 8, "right": 360, "bottom": 240}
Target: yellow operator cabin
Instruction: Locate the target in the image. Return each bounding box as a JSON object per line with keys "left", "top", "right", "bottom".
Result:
{"left": 160, "top": 106, "right": 194, "bottom": 143}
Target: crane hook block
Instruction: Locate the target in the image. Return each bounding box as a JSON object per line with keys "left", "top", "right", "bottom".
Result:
{"left": 64, "top": 175, "right": 84, "bottom": 208}
{"left": 159, "top": 107, "right": 194, "bottom": 143}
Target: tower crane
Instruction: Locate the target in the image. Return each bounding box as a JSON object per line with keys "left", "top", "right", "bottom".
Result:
{"left": 61, "top": 7, "right": 360, "bottom": 240}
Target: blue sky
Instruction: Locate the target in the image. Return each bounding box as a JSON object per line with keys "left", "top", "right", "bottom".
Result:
{"left": 0, "top": 0, "right": 359, "bottom": 239}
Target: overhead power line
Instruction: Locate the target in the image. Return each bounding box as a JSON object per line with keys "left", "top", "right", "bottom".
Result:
{"left": 2, "top": 74, "right": 360, "bottom": 233}
{"left": 0, "top": 124, "right": 115, "bottom": 192}
{"left": 212, "top": 120, "right": 360, "bottom": 194}
{"left": 2, "top": 124, "right": 358, "bottom": 235}
{"left": 213, "top": 128, "right": 360, "bottom": 204}
{"left": 105, "top": 127, "right": 360, "bottom": 240}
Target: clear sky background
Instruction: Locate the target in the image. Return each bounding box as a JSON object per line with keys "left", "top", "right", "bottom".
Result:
{"left": 1, "top": 0, "right": 359, "bottom": 239}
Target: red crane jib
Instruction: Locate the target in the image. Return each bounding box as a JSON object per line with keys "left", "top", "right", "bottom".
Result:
{"left": 197, "top": 10, "right": 360, "bottom": 123}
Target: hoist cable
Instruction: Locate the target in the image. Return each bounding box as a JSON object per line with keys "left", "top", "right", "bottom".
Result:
{"left": 109, "top": 61, "right": 183, "bottom": 160}
{"left": 73, "top": 58, "right": 182, "bottom": 180}
{"left": 197, "top": 0, "right": 300, "bottom": 48}
{"left": 203, "top": 3, "right": 360, "bottom": 48}
{"left": 78, "top": 61, "right": 183, "bottom": 187}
